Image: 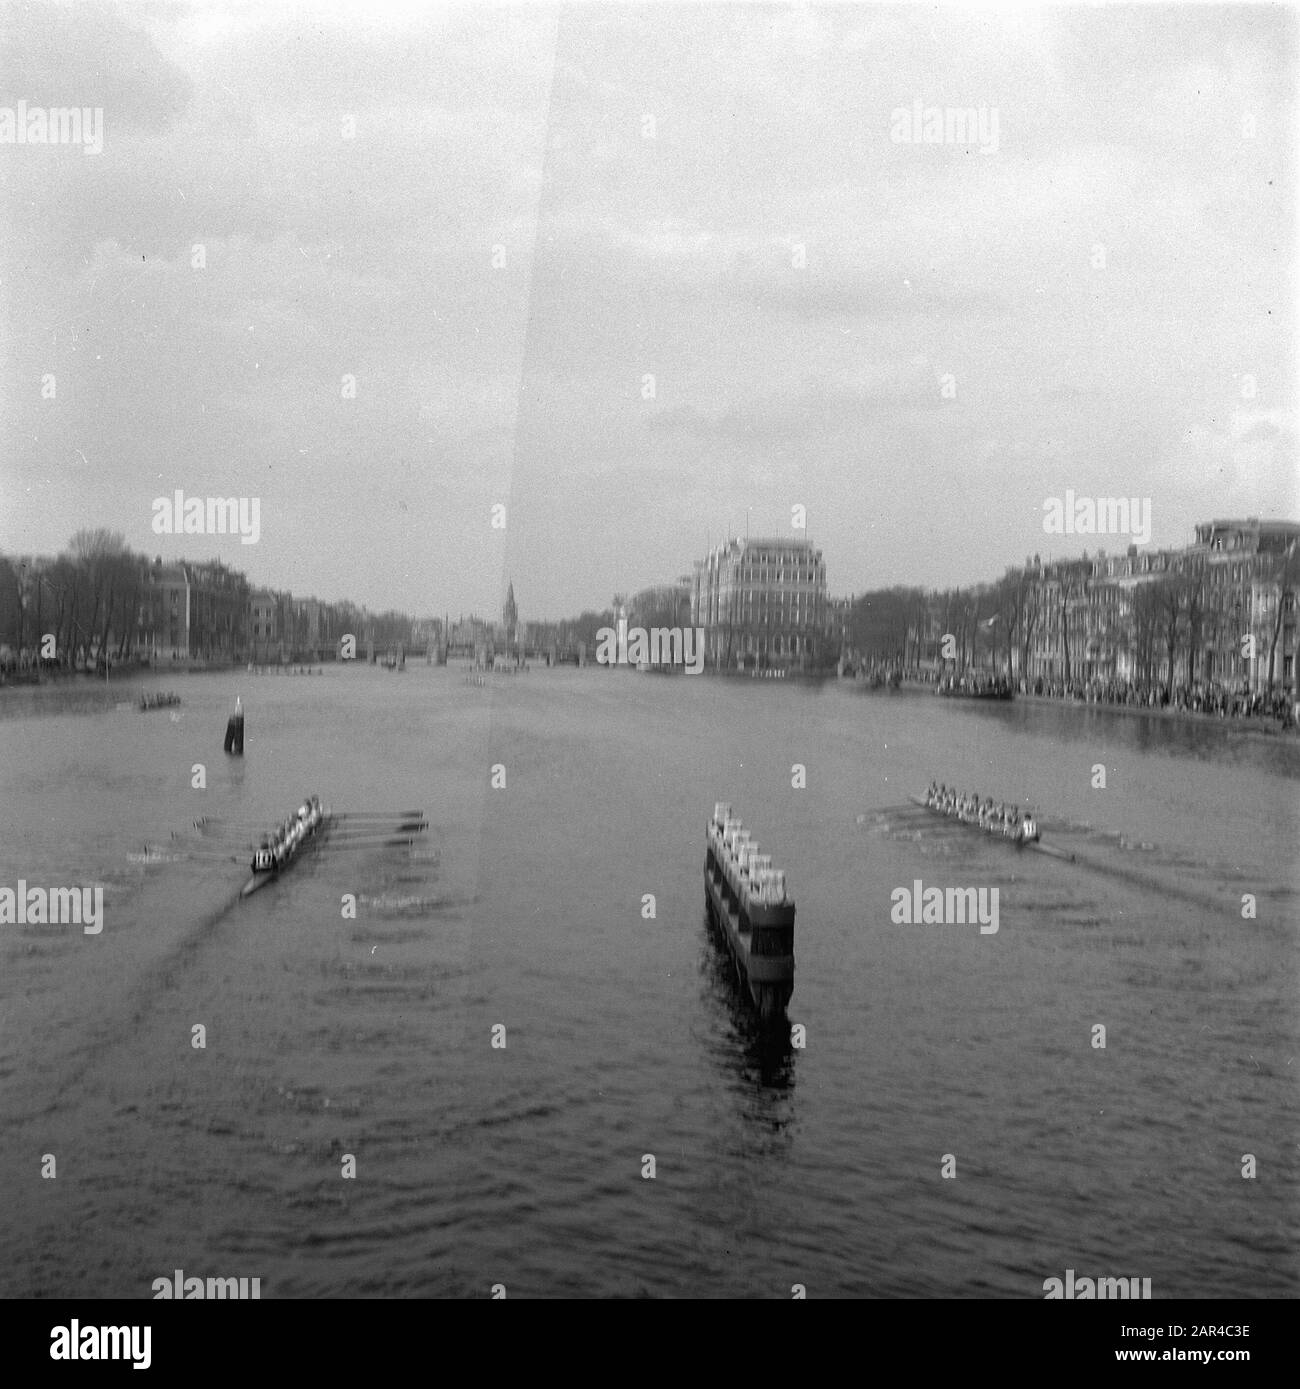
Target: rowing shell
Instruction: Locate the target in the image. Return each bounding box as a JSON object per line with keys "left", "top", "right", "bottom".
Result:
{"left": 907, "top": 795, "right": 1074, "bottom": 862}
{"left": 239, "top": 807, "right": 334, "bottom": 898}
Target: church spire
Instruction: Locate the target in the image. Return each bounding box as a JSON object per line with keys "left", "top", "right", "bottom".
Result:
{"left": 503, "top": 580, "right": 517, "bottom": 639}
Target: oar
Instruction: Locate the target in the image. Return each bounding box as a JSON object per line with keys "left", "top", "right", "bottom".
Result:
{"left": 334, "top": 816, "right": 427, "bottom": 830}
{"left": 325, "top": 827, "right": 427, "bottom": 838}
{"left": 327, "top": 833, "right": 419, "bottom": 844}
{"left": 192, "top": 817, "right": 426, "bottom": 839}
{"left": 331, "top": 823, "right": 426, "bottom": 836}
{"left": 340, "top": 816, "right": 426, "bottom": 829}
{"left": 193, "top": 821, "right": 426, "bottom": 839}
{"left": 193, "top": 811, "right": 426, "bottom": 829}
{"left": 331, "top": 818, "right": 427, "bottom": 834}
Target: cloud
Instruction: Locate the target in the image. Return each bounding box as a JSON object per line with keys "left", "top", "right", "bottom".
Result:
{"left": 729, "top": 271, "right": 1005, "bottom": 321}
{"left": 646, "top": 362, "right": 947, "bottom": 441}
{"left": 0, "top": 1, "right": 192, "bottom": 130}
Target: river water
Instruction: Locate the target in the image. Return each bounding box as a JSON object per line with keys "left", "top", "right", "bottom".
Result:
{"left": 1, "top": 665, "right": 1296, "bottom": 1298}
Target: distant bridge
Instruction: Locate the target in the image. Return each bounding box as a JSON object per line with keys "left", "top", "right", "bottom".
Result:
{"left": 247, "top": 639, "right": 587, "bottom": 666}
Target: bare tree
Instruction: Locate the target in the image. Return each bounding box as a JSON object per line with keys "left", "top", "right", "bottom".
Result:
{"left": 1184, "top": 565, "right": 1207, "bottom": 686}
{"left": 1154, "top": 578, "right": 1183, "bottom": 690}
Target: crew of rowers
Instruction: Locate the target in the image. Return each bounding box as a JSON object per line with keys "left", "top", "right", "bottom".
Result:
{"left": 709, "top": 803, "right": 788, "bottom": 905}
{"left": 251, "top": 795, "right": 325, "bottom": 874}
{"left": 924, "top": 782, "right": 1039, "bottom": 843}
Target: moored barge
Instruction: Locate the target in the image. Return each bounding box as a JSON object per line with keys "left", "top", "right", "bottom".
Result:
{"left": 704, "top": 803, "right": 795, "bottom": 1019}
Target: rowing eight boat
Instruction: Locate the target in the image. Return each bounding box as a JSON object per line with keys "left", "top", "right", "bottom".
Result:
{"left": 907, "top": 794, "right": 1074, "bottom": 862}
{"left": 236, "top": 807, "right": 431, "bottom": 898}
{"left": 239, "top": 805, "right": 334, "bottom": 898}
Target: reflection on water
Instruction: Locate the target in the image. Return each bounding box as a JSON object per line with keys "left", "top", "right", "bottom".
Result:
{"left": 699, "top": 908, "right": 798, "bottom": 1098}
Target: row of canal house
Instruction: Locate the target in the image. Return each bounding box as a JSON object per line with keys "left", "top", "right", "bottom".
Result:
{"left": 137, "top": 561, "right": 361, "bottom": 664}
{"left": 1020, "top": 519, "right": 1298, "bottom": 692}
{"left": 136, "top": 558, "right": 256, "bottom": 662}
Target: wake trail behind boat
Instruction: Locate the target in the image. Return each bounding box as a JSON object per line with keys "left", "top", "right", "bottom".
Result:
{"left": 2, "top": 881, "right": 248, "bottom": 1124}
{"left": 1051, "top": 846, "right": 1245, "bottom": 914}
{"left": 893, "top": 802, "right": 1237, "bottom": 913}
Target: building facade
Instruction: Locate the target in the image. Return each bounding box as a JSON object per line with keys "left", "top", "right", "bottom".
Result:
{"left": 908, "top": 519, "right": 1298, "bottom": 695}
{"left": 248, "top": 588, "right": 286, "bottom": 662}
{"left": 824, "top": 595, "right": 853, "bottom": 656}
{"left": 692, "top": 537, "right": 828, "bottom": 670}
{"left": 187, "top": 559, "right": 249, "bottom": 659}
{"left": 843, "top": 518, "right": 1296, "bottom": 700}
{"left": 138, "top": 559, "right": 191, "bottom": 661}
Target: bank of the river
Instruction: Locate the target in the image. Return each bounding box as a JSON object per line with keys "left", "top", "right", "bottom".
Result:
{"left": 889, "top": 677, "right": 1297, "bottom": 738}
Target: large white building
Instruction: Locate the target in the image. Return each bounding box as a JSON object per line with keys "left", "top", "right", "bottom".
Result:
{"left": 691, "top": 537, "right": 827, "bottom": 670}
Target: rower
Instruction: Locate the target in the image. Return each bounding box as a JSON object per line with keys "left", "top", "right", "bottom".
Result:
{"left": 251, "top": 838, "right": 273, "bottom": 873}
{"left": 1020, "top": 808, "right": 1039, "bottom": 843}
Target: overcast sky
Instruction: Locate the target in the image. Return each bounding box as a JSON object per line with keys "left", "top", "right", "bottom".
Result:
{"left": 1, "top": 1, "right": 1295, "bottom": 619}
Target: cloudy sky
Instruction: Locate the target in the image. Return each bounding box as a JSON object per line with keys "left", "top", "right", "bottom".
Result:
{"left": 1, "top": 0, "right": 1295, "bottom": 619}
